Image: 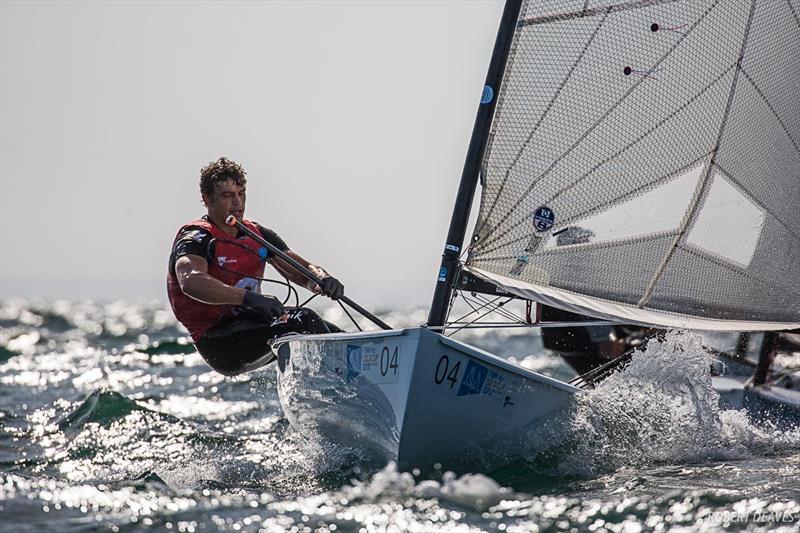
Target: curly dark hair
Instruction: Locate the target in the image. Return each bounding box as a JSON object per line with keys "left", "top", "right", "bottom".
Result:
{"left": 199, "top": 157, "right": 247, "bottom": 197}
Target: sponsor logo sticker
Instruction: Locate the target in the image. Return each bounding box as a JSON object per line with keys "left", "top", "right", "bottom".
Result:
{"left": 457, "top": 360, "right": 489, "bottom": 396}
{"left": 481, "top": 85, "right": 494, "bottom": 104}
{"left": 217, "top": 256, "right": 239, "bottom": 266}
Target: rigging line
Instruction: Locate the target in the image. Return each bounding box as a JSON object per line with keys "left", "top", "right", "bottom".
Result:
{"left": 459, "top": 291, "right": 507, "bottom": 320}
{"left": 569, "top": 348, "right": 637, "bottom": 388}
{"left": 474, "top": 11, "right": 609, "bottom": 237}
{"left": 445, "top": 297, "right": 516, "bottom": 337}
{"left": 461, "top": 293, "right": 509, "bottom": 322}
{"left": 459, "top": 293, "right": 521, "bottom": 326}
{"left": 440, "top": 261, "right": 466, "bottom": 335}
{"left": 447, "top": 291, "right": 497, "bottom": 326}
{"left": 215, "top": 262, "right": 300, "bottom": 307}
{"left": 339, "top": 301, "right": 363, "bottom": 332}
{"left": 446, "top": 322, "right": 532, "bottom": 328}
{"left": 284, "top": 273, "right": 300, "bottom": 308}
{"left": 477, "top": 0, "right": 720, "bottom": 248}
{"left": 298, "top": 293, "right": 318, "bottom": 308}
{"left": 471, "top": 293, "right": 527, "bottom": 324}
{"left": 449, "top": 293, "right": 502, "bottom": 327}
{"left": 446, "top": 320, "right": 626, "bottom": 329}
{"left": 738, "top": 66, "right": 800, "bottom": 156}
{"left": 461, "top": 292, "right": 522, "bottom": 325}
{"left": 459, "top": 291, "right": 483, "bottom": 316}
{"left": 639, "top": 0, "right": 759, "bottom": 308}
{"left": 519, "top": 0, "right": 679, "bottom": 27}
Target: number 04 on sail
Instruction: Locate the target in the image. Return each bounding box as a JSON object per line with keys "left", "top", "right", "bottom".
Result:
{"left": 268, "top": 0, "right": 800, "bottom": 470}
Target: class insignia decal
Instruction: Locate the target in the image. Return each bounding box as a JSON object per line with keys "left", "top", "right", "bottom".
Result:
{"left": 457, "top": 360, "right": 489, "bottom": 396}
{"left": 533, "top": 206, "right": 555, "bottom": 232}
{"left": 346, "top": 345, "right": 362, "bottom": 383}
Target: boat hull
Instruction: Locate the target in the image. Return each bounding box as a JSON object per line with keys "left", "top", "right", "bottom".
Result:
{"left": 270, "top": 327, "right": 579, "bottom": 471}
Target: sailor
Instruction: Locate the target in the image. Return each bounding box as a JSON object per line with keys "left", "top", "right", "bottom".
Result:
{"left": 167, "top": 157, "right": 344, "bottom": 375}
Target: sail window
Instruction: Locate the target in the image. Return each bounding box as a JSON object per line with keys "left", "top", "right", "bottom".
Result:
{"left": 686, "top": 169, "right": 764, "bottom": 267}
{"left": 545, "top": 163, "right": 704, "bottom": 247}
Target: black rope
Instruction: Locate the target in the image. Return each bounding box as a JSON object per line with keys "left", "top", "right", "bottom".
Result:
{"left": 339, "top": 301, "right": 363, "bottom": 332}
{"left": 448, "top": 292, "right": 501, "bottom": 326}
{"left": 298, "top": 293, "right": 319, "bottom": 308}
{"left": 472, "top": 293, "right": 526, "bottom": 324}
{"left": 215, "top": 263, "right": 300, "bottom": 307}
{"left": 568, "top": 347, "right": 637, "bottom": 389}
{"left": 446, "top": 296, "right": 516, "bottom": 337}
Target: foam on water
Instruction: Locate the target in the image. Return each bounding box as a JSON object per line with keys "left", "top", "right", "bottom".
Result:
{"left": 2, "top": 300, "right": 799, "bottom": 531}
{"left": 567, "top": 331, "right": 800, "bottom": 476}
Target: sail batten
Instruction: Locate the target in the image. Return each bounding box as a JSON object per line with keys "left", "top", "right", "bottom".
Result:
{"left": 467, "top": 0, "right": 800, "bottom": 329}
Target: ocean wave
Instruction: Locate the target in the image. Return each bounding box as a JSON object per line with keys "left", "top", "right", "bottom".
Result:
{"left": 58, "top": 389, "right": 175, "bottom": 431}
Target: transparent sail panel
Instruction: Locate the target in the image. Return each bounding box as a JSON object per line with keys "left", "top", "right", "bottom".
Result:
{"left": 467, "top": 0, "right": 800, "bottom": 329}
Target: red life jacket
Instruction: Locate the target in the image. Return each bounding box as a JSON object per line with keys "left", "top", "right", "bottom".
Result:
{"left": 167, "top": 218, "right": 267, "bottom": 342}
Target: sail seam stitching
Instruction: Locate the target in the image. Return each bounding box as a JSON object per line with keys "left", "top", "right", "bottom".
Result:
{"left": 637, "top": 0, "right": 759, "bottom": 308}
{"left": 474, "top": 52, "right": 731, "bottom": 256}
{"left": 473, "top": 0, "right": 528, "bottom": 244}
{"left": 545, "top": 64, "right": 735, "bottom": 205}
{"left": 679, "top": 242, "right": 800, "bottom": 297}
{"left": 477, "top": 0, "right": 721, "bottom": 250}
{"left": 738, "top": 67, "right": 800, "bottom": 156}
{"left": 475, "top": 12, "right": 608, "bottom": 241}
{"left": 475, "top": 231, "right": 678, "bottom": 262}
{"left": 471, "top": 153, "right": 711, "bottom": 258}
{"left": 519, "top": 0, "right": 678, "bottom": 26}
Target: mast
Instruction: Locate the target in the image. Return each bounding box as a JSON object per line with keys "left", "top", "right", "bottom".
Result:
{"left": 427, "top": 0, "right": 523, "bottom": 328}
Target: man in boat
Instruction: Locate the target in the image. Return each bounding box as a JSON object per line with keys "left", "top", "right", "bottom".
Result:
{"left": 167, "top": 156, "right": 344, "bottom": 375}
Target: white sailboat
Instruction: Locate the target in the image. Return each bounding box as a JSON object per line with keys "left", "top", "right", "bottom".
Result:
{"left": 249, "top": 0, "right": 800, "bottom": 471}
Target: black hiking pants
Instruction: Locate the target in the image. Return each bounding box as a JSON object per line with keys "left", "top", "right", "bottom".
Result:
{"left": 196, "top": 307, "right": 342, "bottom": 376}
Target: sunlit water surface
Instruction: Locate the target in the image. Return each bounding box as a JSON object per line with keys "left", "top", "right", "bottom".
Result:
{"left": 1, "top": 299, "right": 798, "bottom": 532}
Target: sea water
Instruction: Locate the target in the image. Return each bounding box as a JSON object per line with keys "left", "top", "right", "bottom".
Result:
{"left": 1, "top": 299, "right": 798, "bottom": 532}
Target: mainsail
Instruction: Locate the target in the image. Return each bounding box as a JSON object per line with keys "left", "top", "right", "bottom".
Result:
{"left": 466, "top": 0, "right": 800, "bottom": 330}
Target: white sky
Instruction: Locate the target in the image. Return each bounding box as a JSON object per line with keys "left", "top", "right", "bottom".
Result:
{"left": 1, "top": 0, "right": 503, "bottom": 307}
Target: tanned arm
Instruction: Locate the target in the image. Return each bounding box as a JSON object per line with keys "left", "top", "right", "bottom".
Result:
{"left": 174, "top": 254, "right": 247, "bottom": 305}
{"left": 270, "top": 251, "right": 330, "bottom": 292}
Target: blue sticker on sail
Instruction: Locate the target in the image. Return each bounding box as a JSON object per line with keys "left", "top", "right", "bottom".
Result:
{"left": 346, "top": 345, "right": 362, "bottom": 383}
{"left": 438, "top": 266, "right": 448, "bottom": 282}
{"left": 257, "top": 247, "right": 268, "bottom": 259}
{"left": 533, "top": 206, "right": 555, "bottom": 232}
{"left": 457, "top": 360, "right": 489, "bottom": 396}
{"left": 481, "top": 85, "right": 494, "bottom": 104}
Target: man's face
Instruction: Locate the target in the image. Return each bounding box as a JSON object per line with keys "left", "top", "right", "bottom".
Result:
{"left": 204, "top": 179, "right": 246, "bottom": 223}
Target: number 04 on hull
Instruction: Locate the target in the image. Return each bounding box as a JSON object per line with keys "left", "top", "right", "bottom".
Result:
{"left": 271, "top": 327, "right": 578, "bottom": 471}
